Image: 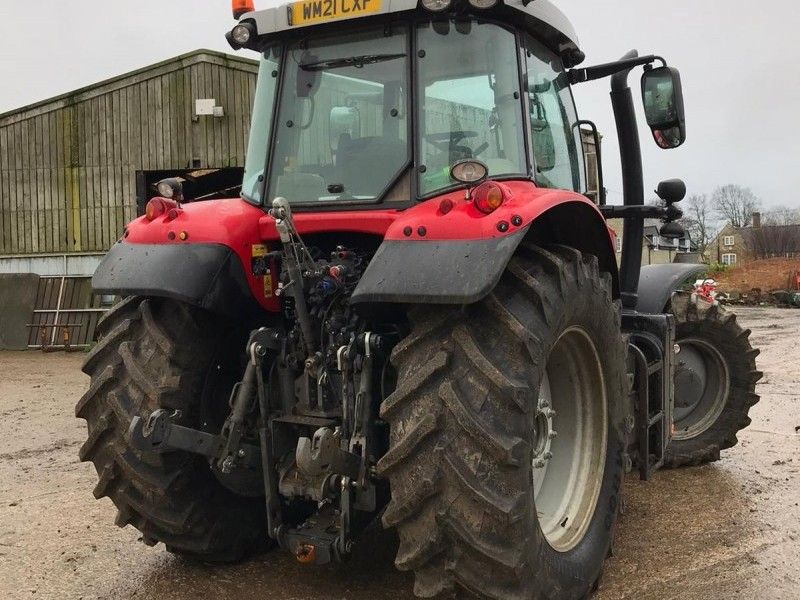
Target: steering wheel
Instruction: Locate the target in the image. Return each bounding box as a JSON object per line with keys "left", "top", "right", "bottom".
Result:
{"left": 425, "top": 130, "right": 477, "bottom": 151}
{"left": 425, "top": 130, "right": 489, "bottom": 160}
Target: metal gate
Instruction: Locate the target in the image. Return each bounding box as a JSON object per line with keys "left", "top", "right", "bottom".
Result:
{"left": 27, "top": 276, "right": 109, "bottom": 350}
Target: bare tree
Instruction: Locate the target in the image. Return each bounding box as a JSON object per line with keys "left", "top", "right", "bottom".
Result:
{"left": 678, "top": 194, "right": 717, "bottom": 256}
{"left": 711, "top": 184, "right": 760, "bottom": 228}
{"left": 742, "top": 225, "right": 800, "bottom": 259}
{"left": 764, "top": 205, "right": 800, "bottom": 226}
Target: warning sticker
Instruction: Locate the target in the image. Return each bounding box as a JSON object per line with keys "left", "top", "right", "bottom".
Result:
{"left": 251, "top": 244, "right": 273, "bottom": 298}
{"left": 263, "top": 273, "right": 273, "bottom": 298}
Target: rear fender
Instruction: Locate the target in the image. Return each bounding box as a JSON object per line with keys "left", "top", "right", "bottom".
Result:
{"left": 93, "top": 242, "right": 264, "bottom": 319}
{"left": 637, "top": 263, "right": 708, "bottom": 314}
{"left": 94, "top": 198, "right": 279, "bottom": 316}
{"left": 351, "top": 182, "right": 618, "bottom": 306}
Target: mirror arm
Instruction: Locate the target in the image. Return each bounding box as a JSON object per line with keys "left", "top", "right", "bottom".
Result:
{"left": 568, "top": 55, "right": 665, "bottom": 85}
{"left": 599, "top": 204, "right": 681, "bottom": 221}
{"left": 610, "top": 50, "right": 647, "bottom": 310}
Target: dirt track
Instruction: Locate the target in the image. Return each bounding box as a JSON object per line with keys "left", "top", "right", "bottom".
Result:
{"left": 1, "top": 306, "right": 798, "bottom": 599}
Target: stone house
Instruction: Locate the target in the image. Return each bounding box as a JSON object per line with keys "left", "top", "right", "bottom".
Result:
{"left": 708, "top": 222, "right": 747, "bottom": 266}
{"left": 708, "top": 212, "right": 800, "bottom": 266}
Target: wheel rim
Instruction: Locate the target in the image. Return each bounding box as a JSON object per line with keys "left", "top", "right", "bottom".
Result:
{"left": 672, "top": 338, "right": 730, "bottom": 440}
{"left": 532, "top": 327, "right": 608, "bottom": 553}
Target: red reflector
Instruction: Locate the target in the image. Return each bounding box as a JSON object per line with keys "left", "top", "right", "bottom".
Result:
{"left": 439, "top": 198, "right": 454, "bottom": 215}
{"left": 232, "top": 0, "right": 255, "bottom": 18}
{"left": 473, "top": 182, "right": 505, "bottom": 214}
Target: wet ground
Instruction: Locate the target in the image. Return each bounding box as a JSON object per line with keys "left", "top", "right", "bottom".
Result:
{"left": 0, "top": 306, "right": 798, "bottom": 599}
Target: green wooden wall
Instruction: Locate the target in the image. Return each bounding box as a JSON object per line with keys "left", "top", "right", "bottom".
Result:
{"left": 0, "top": 50, "right": 258, "bottom": 255}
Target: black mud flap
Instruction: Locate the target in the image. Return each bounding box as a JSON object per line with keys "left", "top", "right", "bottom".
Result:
{"left": 351, "top": 227, "right": 529, "bottom": 306}
{"left": 92, "top": 242, "right": 261, "bottom": 318}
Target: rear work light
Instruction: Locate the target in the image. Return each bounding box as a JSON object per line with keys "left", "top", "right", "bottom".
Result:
{"left": 226, "top": 21, "right": 256, "bottom": 50}
{"left": 472, "top": 182, "right": 506, "bottom": 214}
{"left": 231, "top": 23, "right": 253, "bottom": 45}
{"left": 232, "top": 0, "right": 255, "bottom": 19}
{"left": 450, "top": 159, "right": 488, "bottom": 185}
{"left": 420, "top": 0, "right": 452, "bottom": 12}
{"left": 145, "top": 197, "right": 179, "bottom": 221}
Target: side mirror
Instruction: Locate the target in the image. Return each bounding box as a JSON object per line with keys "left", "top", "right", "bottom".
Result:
{"left": 329, "top": 106, "right": 360, "bottom": 152}
{"left": 641, "top": 66, "right": 686, "bottom": 149}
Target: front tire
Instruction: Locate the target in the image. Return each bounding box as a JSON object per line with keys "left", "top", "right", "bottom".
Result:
{"left": 664, "top": 294, "right": 762, "bottom": 467}
{"left": 378, "top": 245, "right": 629, "bottom": 599}
{"left": 76, "top": 297, "right": 266, "bottom": 561}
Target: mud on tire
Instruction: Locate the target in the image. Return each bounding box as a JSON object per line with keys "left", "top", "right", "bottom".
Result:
{"left": 664, "top": 294, "right": 762, "bottom": 468}
{"left": 378, "top": 245, "right": 629, "bottom": 599}
{"left": 76, "top": 297, "right": 266, "bottom": 561}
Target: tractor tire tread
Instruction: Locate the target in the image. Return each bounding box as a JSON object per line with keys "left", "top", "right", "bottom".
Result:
{"left": 77, "top": 297, "right": 266, "bottom": 562}
{"left": 381, "top": 246, "right": 626, "bottom": 599}
{"left": 664, "top": 294, "right": 760, "bottom": 468}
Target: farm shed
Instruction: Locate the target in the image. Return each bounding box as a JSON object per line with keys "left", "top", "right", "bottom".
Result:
{"left": 0, "top": 49, "right": 258, "bottom": 265}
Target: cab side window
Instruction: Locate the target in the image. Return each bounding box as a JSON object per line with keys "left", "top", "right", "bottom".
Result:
{"left": 524, "top": 36, "right": 586, "bottom": 193}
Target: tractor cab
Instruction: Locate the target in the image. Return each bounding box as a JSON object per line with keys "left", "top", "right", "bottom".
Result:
{"left": 230, "top": 0, "right": 593, "bottom": 209}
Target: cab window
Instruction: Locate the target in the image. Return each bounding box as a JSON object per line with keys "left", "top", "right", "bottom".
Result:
{"left": 417, "top": 21, "right": 527, "bottom": 196}
{"left": 268, "top": 25, "right": 410, "bottom": 204}
{"left": 524, "top": 36, "right": 586, "bottom": 193}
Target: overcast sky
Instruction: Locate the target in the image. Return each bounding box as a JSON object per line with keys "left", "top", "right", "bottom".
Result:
{"left": 1, "top": 0, "right": 798, "bottom": 209}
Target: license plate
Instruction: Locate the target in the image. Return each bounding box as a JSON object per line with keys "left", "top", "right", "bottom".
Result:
{"left": 288, "top": 0, "right": 381, "bottom": 26}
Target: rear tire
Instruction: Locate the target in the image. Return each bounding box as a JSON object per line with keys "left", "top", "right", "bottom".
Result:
{"left": 76, "top": 297, "right": 267, "bottom": 561}
{"left": 664, "top": 294, "right": 762, "bottom": 468}
{"left": 378, "top": 245, "right": 629, "bottom": 599}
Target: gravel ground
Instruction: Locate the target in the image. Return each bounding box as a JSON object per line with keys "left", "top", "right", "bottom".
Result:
{"left": 0, "top": 306, "right": 798, "bottom": 599}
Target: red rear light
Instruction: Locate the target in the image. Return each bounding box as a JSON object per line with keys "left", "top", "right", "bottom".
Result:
{"left": 232, "top": 0, "right": 255, "bottom": 18}
{"left": 145, "top": 199, "right": 165, "bottom": 221}
{"left": 473, "top": 182, "right": 506, "bottom": 214}
{"left": 145, "top": 198, "right": 179, "bottom": 221}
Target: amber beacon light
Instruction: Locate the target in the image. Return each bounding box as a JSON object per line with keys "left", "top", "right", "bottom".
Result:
{"left": 232, "top": 0, "right": 255, "bottom": 19}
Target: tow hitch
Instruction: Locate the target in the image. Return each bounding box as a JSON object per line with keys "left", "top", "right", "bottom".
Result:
{"left": 128, "top": 409, "right": 261, "bottom": 468}
{"left": 129, "top": 327, "right": 287, "bottom": 543}
{"left": 127, "top": 321, "right": 372, "bottom": 566}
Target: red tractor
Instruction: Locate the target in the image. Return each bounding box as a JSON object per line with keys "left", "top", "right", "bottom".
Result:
{"left": 77, "top": 1, "right": 762, "bottom": 597}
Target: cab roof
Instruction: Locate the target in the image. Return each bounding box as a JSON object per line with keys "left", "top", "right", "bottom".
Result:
{"left": 238, "top": 0, "right": 582, "bottom": 63}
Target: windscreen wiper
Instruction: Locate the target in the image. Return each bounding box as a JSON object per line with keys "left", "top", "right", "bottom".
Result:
{"left": 300, "top": 53, "right": 406, "bottom": 71}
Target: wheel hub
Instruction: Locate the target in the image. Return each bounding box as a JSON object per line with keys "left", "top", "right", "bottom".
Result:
{"left": 531, "top": 389, "right": 556, "bottom": 471}
{"left": 531, "top": 327, "right": 608, "bottom": 553}
{"left": 672, "top": 338, "right": 730, "bottom": 440}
